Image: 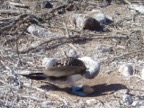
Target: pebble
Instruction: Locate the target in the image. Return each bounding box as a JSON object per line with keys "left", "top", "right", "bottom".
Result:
{"left": 85, "top": 99, "right": 96, "bottom": 106}
{"left": 118, "top": 64, "right": 133, "bottom": 77}
{"left": 66, "top": 4, "right": 77, "bottom": 11}
{"left": 68, "top": 49, "right": 78, "bottom": 58}
{"left": 117, "top": 89, "right": 129, "bottom": 94}
{"left": 42, "top": 1, "right": 53, "bottom": 8}
{"left": 114, "top": 89, "right": 129, "bottom": 98}
{"left": 141, "top": 68, "right": 144, "bottom": 80}
{"left": 87, "top": 10, "right": 106, "bottom": 24}
{"left": 82, "top": 85, "right": 94, "bottom": 95}
{"left": 35, "top": 1, "right": 53, "bottom": 9}
{"left": 132, "top": 4, "right": 144, "bottom": 14}
{"left": 57, "top": 8, "right": 65, "bottom": 14}
{"left": 122, "top": 94, "right": 132, "bottom": 105}
{"left": 41, "top": 101, "right": 53, "bottom": 108}
{"left": 42, "top": 58, "right": 58, "bottom": 68}
{"left": 27, "top": 24, "right": 59, "bottom": 38}
{"left": 114, "top": 89, "right": 128, "bottom": 95}
{"left": 68, "top": 14, "right": 103, "bottom": 31}
{"left": 18, "top": 70, "right": 31, "bottom": 75}
{"left": 132, "top": 100, "right": 142, "bottom": 107}
{"left": 95, "top": 45, "right": 113, "bottom": 54}
{"left": 86, "top": 9, "right": 113, "bottom": 25}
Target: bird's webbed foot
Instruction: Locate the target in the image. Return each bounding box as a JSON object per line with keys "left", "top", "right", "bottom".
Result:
{"left": 72, "top": 85, "right": 86, "bottom": 96}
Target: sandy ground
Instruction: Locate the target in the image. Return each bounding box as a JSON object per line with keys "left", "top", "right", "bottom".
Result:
{"left": 0, "top": 0, "right": 144, "bottom": 108}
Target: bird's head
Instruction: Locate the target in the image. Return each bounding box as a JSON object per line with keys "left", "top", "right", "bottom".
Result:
{"left": 42, "top": 58, "right": 59, "bottom": 69}
{"left": 78, "top": 57, "right": 100, "bottom": 79}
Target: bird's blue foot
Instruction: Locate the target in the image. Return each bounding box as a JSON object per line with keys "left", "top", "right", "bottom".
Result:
{"left": 71, "top": 85, "right": 87, "bottom": 96}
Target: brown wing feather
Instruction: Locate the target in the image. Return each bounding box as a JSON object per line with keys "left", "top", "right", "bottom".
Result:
{"left": 43, "top": 57, "right": 86, "bottom": 77}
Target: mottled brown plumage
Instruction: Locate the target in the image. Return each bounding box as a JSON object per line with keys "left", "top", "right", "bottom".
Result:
{"left": 43, "top": 57, "right": 86, "bottom": 77}
{"left": 20, "top": 56, "right": 100, "bottom": 87}
{"left": 20, "top": 57, "right": 86, "bottom": 84}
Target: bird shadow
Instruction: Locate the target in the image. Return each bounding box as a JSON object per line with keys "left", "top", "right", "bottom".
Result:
{"left": 40, "top": 83, "right": 127, "bottom": 97}
{"left": 89, "top": 83, "right": 127, "bottom": 97}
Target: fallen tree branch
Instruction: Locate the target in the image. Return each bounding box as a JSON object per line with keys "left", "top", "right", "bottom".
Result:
{"left": 0, "top": 9, "right": 30, "bottom": 15}
{"left": 49, "top": 3, "right": 68, "bottom": 13}
{"left": 111, "top": 48, "right": 144, "bottom": 62}
{"left": 0, "top": 14, "right": 39, "bottom": 35}
{"left": 100, "top": 48, "right": 144, "bottom": 64}
{"left": 23, "top": 83, "right": 67, "bottom": 103}
{"left": 9, "top": 2, "right": 29, "bottom": 8}
{"left": 19, "top": 35, "right": 128, "bottom": 54}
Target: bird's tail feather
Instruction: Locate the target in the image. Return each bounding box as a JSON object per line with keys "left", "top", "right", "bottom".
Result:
{"left": 19, "top": 73, "right": 47, "bottom": 80}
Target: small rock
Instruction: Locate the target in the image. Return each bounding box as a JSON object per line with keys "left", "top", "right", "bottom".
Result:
{"left": 42, "top": 1, "right": 53, "bottom": 8}
{"left": 117, "top": 89, "right": 129, "bottom": 94}
{"left": 114, "top": 89, "right": 129, "bottom": 97}
{"left": 18, "top": 70, "right": 32, "bottom": 75}
{"left": 41, "top": 101, "right": 53, "bottom": 108}
{"left": 83, "top": 17, "right": 102, "bottom": 30}
{"left": 86, "top": 99, "right": 96, "bottom": 106}
{"left": 141, "top": 68, "right": 144, "bottom": 80}
{"left": 27, "top": 24, "right": 59, "bottom": 38}
{"left": 132, "top": 4, "right": 144, "bottom": 14}
{"left": 122, "top": 94, "right": 132, "bottom": 105}
{"left": 86, "top": 9, "right": 113, "bottom": 25}
{"left": 132, "top": 100, "right": 141, "bottom": 107}
{"left": 57, "top": 8, "right": 65, "bottom": 14}
{"left": 68, "top": 14, "right": 103, "bottom": 31}
{"left": 87, "top": 10, "right": 106, "bottom": 24}
{"left": 68, "top": 49, "right": 78, "bottom": 58}
{"left": 95, "top": 13, "right": 107, "bottom": 24}
{"left": 42, "top": 58, "right": 59, "bottom": 69}
{"left": 105, "top": 100, "right": 121, "bottom": 108}
{"left": 95, "top": 45, "right": 113, "bottom": 54}
{"left": 66, "top": 4, "right": 77, "bottom": 11}
{"left": 35, "top": 1, "right": 53, "bottom": 9}
{"left": 82, "top": 85, "right": 94, "bottom": 95}
{"left": 114, "top": 89, "right": 129, "bottom": 98}
{"left": 118, "top": 64, "right": 133, "bottom": 77}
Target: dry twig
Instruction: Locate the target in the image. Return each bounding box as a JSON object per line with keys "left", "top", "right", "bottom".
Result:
{"left": 9, "top": 2, "right": 29, "bottom": 8}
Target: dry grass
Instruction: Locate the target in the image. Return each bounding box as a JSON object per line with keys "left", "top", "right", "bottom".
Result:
{"left": 0, "top": 0, "right": 144, "bottom": 107}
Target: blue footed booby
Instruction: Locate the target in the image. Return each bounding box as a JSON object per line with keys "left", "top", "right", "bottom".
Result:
{"left": 20, "top": 50, "right": 100, "bottom": 96}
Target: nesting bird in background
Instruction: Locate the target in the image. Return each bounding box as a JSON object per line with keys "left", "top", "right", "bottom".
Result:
{"left": 20, "top": 49, "right": 100, "bottom": 96}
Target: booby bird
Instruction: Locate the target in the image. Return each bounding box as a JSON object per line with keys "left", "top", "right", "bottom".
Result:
{"left": 20, "top": 50, "right": 100, "bottom": 96}
{"left": 23, "top": 57, "right": 100, "bottom": 81}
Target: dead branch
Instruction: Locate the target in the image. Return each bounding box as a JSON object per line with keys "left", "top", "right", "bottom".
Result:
{"left": 0, "top": 9, "right": 30, "bottom": 15}
{"left": 111, "top": 48, "right": 144, "bottom": 62}
{"left": 9, "top": 2, "right": 29, "bottom": 9}
{"left": 100, "top": 48, "right": 144, "bottom": 65}
{"left": 49, "top": 3, "right": 68, "bottom": 13}
{"left": 19, "top": 35, "right": 128, "bottom": 54}
{"left": 0, "top": 14, "right": 37, "bottom": 35}
{"left": 23, "top": 83, "right": 66, "bottom": 102}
